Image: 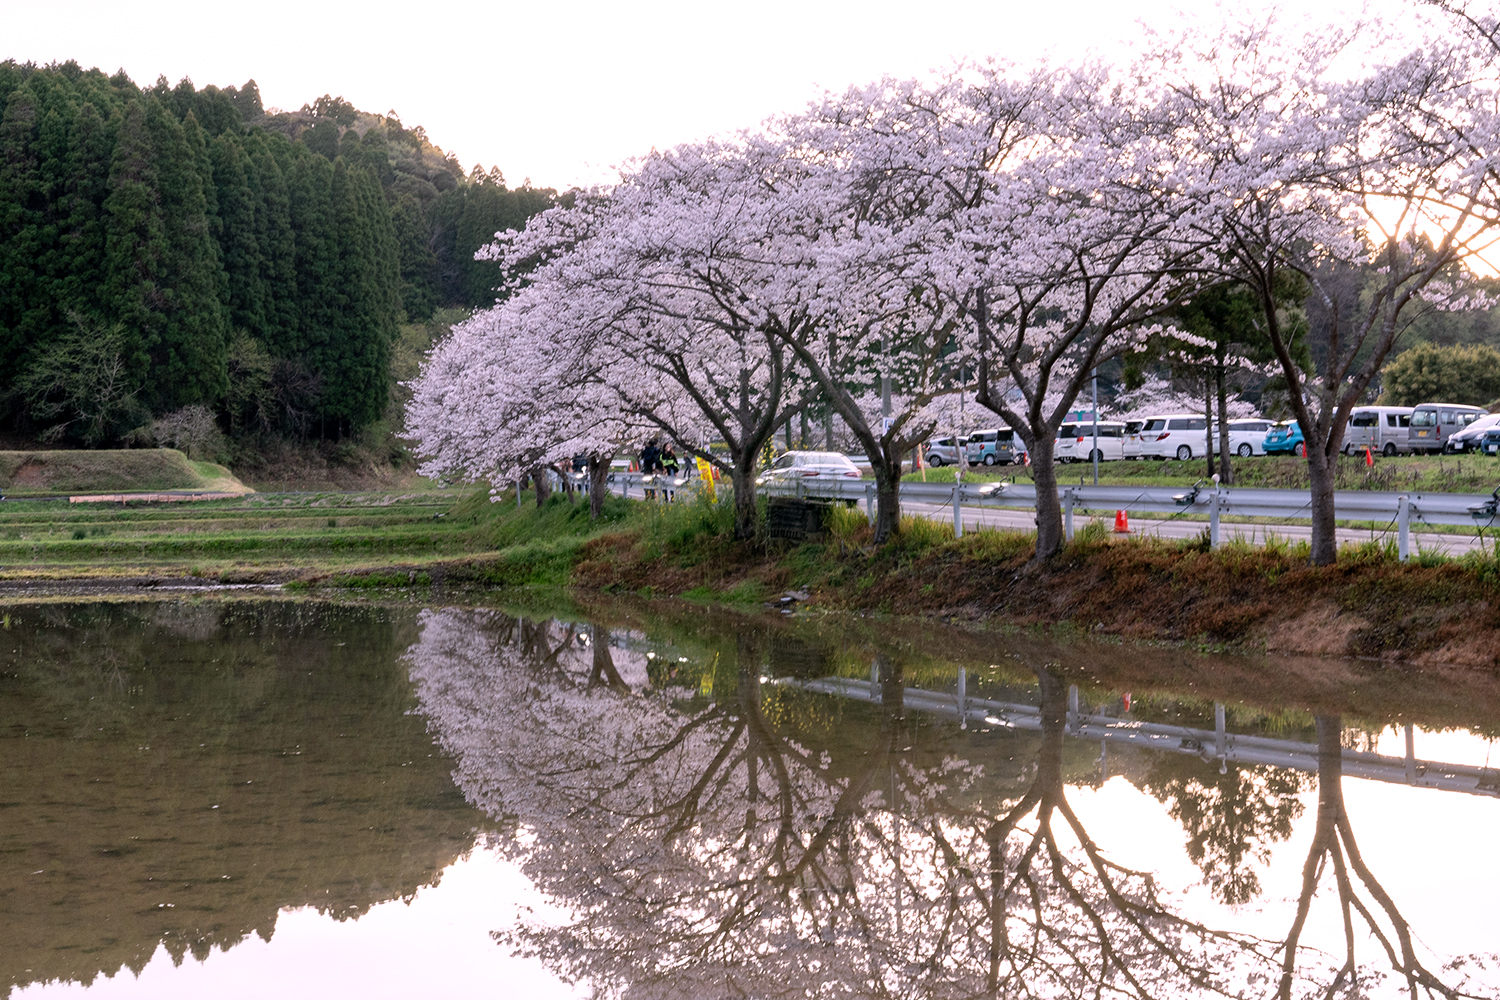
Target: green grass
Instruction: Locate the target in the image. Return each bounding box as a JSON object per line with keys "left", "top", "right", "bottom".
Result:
{"left": 0, "top": 449, "right": 248, "bottom": 495}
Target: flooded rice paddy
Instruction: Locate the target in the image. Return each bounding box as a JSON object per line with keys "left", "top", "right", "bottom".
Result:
{"left": 2, "top": 597, "right": 1498, "bottom": 999}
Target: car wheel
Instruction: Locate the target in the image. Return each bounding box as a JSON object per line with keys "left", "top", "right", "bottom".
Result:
{"left": 1089, "top": 449, "right": 1103, "bottom": 462}
{"left": 1296, "top": 442, "right": 1307, "bottom": 458}
{"left": 1383, "top": 443, "right": 1397, "bottom": 457}
{"left": 1176, "top": 445, "right": 1192, "bottom": 461}
{"left": 929, "top": 455, "right": 944, "bottom": 467}
{"left": 983, "top": 454, "right": 996, "bottom": 466}
{"left": 1237, "top": 443, "right": 1253, "bottom": 457}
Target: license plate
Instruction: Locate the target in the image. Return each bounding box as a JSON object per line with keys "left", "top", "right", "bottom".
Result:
{"left": 1488, "top": 445, "right": 1499, "bottom": 454}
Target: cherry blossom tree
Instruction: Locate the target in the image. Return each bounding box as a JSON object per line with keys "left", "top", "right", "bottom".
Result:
{"left": 1161, "top": 23, "right": 1500, "bottom": 564}
{"left": 484, "top": 141, "right": 830, "bottom": 541}
{"left": 406, "top": 290, "right": 634, "bottom": 519}
{"left": 788, "top": 63, "right": 1215, "bottom": 558}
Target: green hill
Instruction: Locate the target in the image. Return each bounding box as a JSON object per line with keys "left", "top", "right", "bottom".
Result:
{"left": 0, "top": 449, "right": 250, "bottom": 496}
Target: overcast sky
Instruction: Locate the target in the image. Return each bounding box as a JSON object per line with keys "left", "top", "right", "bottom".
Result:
{"left": 5, "top": 0, "right": 1441, "bottom": 191}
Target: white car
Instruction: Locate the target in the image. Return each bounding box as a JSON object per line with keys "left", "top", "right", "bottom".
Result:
{"left": 759, "top": 451, "right": 863, "bottom": 483}
{"left": 1138, "top": 414, "right": 1210, "bottom": 460}
{"left": 1215, "top": 418, "right": 1274, "bottom": 457}
{"left": 1065, "top": 421, "right": 1126, "bottom": 462}
{"left": 924, "top": 436, "right": 968, "bottom": 466}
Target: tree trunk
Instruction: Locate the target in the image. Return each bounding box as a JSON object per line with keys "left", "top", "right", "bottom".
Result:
{"left": 588, "top": 455, "right": 610, "bottom": 520}
{"left": 1031, "top": 436, "right": 1065, "bottom": 560}
{"left": 873, "top": 456, "right": 903, "bottom": 543}
{"left": 530, "top": 466, "right": 550, "bottom": 508}
{"left": 1307, "top": 448, "right": 1338, "bottom": 566}
{"left": 1205, "top": 375, "right": 1215, "bottom": 479}
{"left": 1216, "top": 365, "right": 1233, "bottom": 485}
{"left": 729, "top": 462, "right": 759, "bottom": 541}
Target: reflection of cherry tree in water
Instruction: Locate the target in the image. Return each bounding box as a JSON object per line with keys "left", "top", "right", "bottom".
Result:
{"left": 407, "top": 610, "right": 1289, "bottom": 998}
{"left": 1142, "top": 755, "right": 1308, "bottom": 906}
{"left": 1276, "top": 718, "right": 1487, "bottom": 1000}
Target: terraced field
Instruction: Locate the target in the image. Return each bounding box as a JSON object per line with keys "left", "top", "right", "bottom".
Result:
{"left": 0, "top": 491, "right": 472, "bottom": 580}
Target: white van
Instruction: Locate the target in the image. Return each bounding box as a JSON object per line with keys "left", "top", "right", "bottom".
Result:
{"left": 1214, "top": 418, "right": 1274, "bottom": 457}
{"left": 1122, "top": 419, "right": 1146, "bottom": 459}
{"left": 1408, "top": 403, "right": 1487, "bottom": 453}
{"left": 1054, "top": 423, "right": 1082, "bottom": 463}
{"left": 1342, "top": 406, "right": 1413, "bottom": 456}
{"left": 1138, "top": 414, "right": 1211, "bottom": 460}
{"left": 1066, "top": 421, "right": 1126, "bottom": 462}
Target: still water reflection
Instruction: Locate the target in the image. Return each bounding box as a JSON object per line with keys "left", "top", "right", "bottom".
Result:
{"left": 2, "top": 599, "right": 1498, "bottom": 998}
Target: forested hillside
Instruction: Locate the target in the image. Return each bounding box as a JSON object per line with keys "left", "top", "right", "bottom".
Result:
{"left": 0, "top": 61, "right": 556, "bottom": 449}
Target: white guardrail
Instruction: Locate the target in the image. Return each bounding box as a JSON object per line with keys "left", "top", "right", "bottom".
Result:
{"left": 596, "top": 472, "right": 1500, "bottom": 560}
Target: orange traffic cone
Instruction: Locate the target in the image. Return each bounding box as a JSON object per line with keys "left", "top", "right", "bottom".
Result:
{"left": 1365, "top": 446, "right": 1374, "bottom": 468}
{"left": 1113, "top": 509, "right": 1130, "bottom": 533}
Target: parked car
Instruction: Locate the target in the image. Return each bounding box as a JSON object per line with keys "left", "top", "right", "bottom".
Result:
{"left": 1055, "top": 423, "right": 1083, "bottom": 463}
{"left": 966, "top": 427, "right": 1026, "bottom": 465}
{"left": 1215, "top": 418, "right": 1274, "bottom": 457}
{"left": 1067, "top": 421, "right": 1126, "bottom": 462}
{"left": 1408, "top": 403, "right": 1488, "bottom": 453}
{"left": 1343, "top": 406, "right": 1414, "bottom": 456}
{"left": 759, "top": 451, "right": 863, "bottom": 483}
{"left": 924, "top": 436, "right": 968, "bottom": 467}
{"left": 1480, "top": 427, "right": 1500, "bottom": 456}
{"left": 1122, "top": 419, "right": 1146, "bottom": 459}
{"left": 1138, "top": 414, "right": 1210, "bottom": 460}
{"left": 1443, "top": 412, "right": 1500, "bottom": 454}
{"left": 1264, "top": 421, "right": 1307, "bottom": 456}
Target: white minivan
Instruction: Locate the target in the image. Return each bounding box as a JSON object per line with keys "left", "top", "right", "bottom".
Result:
{"left": 1214, "top": 418, "right": 1274, "bottom": 457}
{"left": 1138, "top": 414, "right": 1211, "bottom": 460}
{"left": 1342, "top": 406, "right": 1413, "bottom": 456}
{"left": 1066, "top": 421, "right": 1126, "bottom": 463}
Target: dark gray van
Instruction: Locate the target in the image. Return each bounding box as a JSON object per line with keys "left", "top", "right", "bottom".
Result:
{"left": 1407, "top": 403, "right": 1486, "bottom": 453}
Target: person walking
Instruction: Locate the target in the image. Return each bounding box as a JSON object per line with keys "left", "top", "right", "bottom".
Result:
{"left": 640, "top": 441, "right": 661, "bottom": 499}
{"left": 661, "top": 444, "right": 680, "bottom": 501}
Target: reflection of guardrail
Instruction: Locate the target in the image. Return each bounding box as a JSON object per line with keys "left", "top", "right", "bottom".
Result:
{"left": 791, "top": 674, "right": 1500, "bottom": 798}
{"left": 597, "top": 472, "right": 1499, "bottom": 558}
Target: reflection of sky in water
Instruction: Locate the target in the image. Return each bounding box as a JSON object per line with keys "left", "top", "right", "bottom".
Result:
{"left": 1069, "top": 772, "right": 1500, "bottom": 965}
{"left": 9, "top": 602, "right": 1500, "bottom": 999}
{"left": 14, "top": 846, "right": 584, "bottom": 1000}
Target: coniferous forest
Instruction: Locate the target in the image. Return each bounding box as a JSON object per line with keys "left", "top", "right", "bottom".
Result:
{"left": 0, "top": 60, "right": 556, "bottom": 455}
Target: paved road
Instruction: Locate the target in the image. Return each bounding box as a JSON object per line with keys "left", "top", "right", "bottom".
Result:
{"left": 903, "top": 500, "right": 1494, "bottom": 556}
{"left": 612, "top": 483, "right": 1496, "bottom": 556}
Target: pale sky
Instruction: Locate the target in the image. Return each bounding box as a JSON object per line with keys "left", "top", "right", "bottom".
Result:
{"left": 3, "top": 0, "right": 1441, "bottom": 191}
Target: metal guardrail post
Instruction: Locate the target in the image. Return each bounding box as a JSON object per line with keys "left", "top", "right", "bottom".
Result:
{"left": 952, "top": 484, "right": 963, "bottom": 538}
{"left": 870, "top": 661, "right": 880, "bottom": 703}
{"left": 517, "top": 480, "right": 522, "bottom": 508}
{"left": 865, "top": 482, "right": 876, "bottom": 526}
{"left": 1398, "top": 494, "right": 1410, "bottom": 561}
{"left": 1068, "top": 684, "right": 1080, "bottom": 734}
{"left": 1064, "top": 489, "right": 1075, "bottom": 542}
{"left": 1210, "top": 488, "right": 1221, "bottom": 548}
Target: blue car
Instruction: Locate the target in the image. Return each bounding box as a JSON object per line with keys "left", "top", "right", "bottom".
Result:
{"left": 1264, "top": 421, "right": 1307, "bottom": 457}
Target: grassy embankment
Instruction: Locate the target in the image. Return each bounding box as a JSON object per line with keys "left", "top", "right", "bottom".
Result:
{"left": 0, "top": 449, "right": 250, "bottom": 496}
{"left": 5, "top": 454, "right": 1500, "bottom": 668}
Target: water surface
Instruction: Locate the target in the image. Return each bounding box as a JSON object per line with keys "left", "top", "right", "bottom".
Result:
{"left": 2, "top": 598, "right": 1497, "bottom": 998}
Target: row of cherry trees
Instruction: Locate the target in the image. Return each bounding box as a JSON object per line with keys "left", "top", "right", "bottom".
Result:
{"left": 409, "top": 19, "right": 1500, "bottom": 563}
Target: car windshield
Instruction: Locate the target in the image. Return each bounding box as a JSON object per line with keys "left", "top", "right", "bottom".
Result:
{"left": 1411, "top": 411, "right": 1437, "bottom": 427}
